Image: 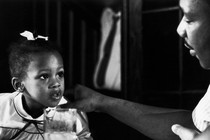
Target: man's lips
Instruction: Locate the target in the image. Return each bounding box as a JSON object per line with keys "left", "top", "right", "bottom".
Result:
{"left": 184, "top": 43, "right": 196, "bottom": 57}
{"left": 189, "top": 50, "right": 196, "bottom": 57}
{"left": 184, "top": 42, "right": 192, "bottom": 49}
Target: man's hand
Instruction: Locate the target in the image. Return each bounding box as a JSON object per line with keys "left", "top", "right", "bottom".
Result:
{"left": 61, "top": 85, "right": 106, "bottom": 112}
{"left": 172, "top": 124, "right": 200, "bottom": 140}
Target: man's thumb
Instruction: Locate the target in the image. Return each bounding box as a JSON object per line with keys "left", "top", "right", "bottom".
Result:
{"left": 172, "top": 124, "right": 196, "bottom": 140}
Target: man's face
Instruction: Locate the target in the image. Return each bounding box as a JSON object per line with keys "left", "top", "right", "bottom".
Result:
{"left": 177, "top": 0, "right": 210, "bottom": 69}
{"left": 22, "top": 52, "right": 65, "bottom": 108}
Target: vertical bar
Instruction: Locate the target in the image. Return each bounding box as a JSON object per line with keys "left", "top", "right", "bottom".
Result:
{"left": 81, "top": 20, "right": 86, "bottom": 85}
{"left": 178, "top": 9, "right": 183, "bottom": 107}
{"left": 33, "top": 0, "right": 37, "bottom": 30}
{"left": 57, "top": 0, "right": 61, "bottom": 47}
{"left": 93, "top": 30, "right": 99, "bottom": 63}
{"left": 45, "top": 0, "right": 49, "bottom": 35}
{"left": 69, "top": 11, "right": 74, "bottom": 87}
{"left": 121, "top": 0, "right": 129, "bottom": 99}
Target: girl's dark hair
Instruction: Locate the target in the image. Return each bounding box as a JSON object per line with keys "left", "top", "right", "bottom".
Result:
{"left": 8, "top": 38, "right": 62, "bottom": 80}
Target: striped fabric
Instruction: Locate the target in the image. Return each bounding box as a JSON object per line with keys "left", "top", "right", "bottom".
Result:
{"left": 192, "top": 85, "right": 210, "bottom": 132}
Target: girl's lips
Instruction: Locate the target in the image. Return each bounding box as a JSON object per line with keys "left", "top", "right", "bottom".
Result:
{"left": 50, "top": 90, "right": 62, "bottom": 100}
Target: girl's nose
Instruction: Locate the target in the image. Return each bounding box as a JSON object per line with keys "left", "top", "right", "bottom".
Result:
{"left": 177, "top": 17, "right": 186, "bottom": 38}
{"left": 51, "top": 82, "right": 60, "bottom": 88}
{"left": 50, "top": 79, "right": 61, "bottom": 89}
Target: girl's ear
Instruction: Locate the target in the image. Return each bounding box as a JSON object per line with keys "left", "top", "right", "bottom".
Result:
{"left": 11, "top": 77, "right": 22, "bottom": 91}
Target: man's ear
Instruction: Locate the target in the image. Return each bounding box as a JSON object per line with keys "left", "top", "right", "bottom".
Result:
{"left": 11, "top": 77, "right": 22, "bottom": 91}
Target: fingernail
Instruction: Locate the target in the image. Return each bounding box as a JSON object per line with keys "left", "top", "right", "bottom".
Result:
{"left": 171, "top": 124, "right": 180, "bottom": 133}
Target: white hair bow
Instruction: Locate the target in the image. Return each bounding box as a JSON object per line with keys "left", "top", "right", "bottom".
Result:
{"left": 20, "top": 30, "right": 48, "bottom": 41}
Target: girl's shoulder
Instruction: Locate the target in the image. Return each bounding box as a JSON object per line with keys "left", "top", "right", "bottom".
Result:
{"left": 0, "top": 91, "right": 18, "bottom": 103}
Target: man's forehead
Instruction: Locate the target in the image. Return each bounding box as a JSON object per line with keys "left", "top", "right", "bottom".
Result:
{"left": 179, "top": 0, "right": 200, "bottom": 13}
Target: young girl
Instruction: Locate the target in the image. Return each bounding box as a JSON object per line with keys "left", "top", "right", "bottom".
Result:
{"left": 0, "top": 31, "right": 92, "bottom": 140}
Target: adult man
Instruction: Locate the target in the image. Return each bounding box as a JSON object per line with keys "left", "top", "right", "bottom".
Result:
{"left": 65, "top": 0, "right": 210, "bottom": 140}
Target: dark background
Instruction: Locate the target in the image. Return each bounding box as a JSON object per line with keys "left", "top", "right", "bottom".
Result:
{"left": 0, "top": 0, "right": 209, "bottom": 139}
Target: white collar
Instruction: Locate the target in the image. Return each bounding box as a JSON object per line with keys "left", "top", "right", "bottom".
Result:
{"left": 13, "top": 92, "right": 67, "bottom": 121}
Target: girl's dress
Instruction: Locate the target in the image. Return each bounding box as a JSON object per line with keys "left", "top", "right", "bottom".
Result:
{"left": 0, "top": 91, "right": 92, "bottom": 140}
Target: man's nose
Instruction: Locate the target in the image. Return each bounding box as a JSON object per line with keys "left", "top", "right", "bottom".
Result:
{"left": 177, "top": 18, "right": 186, "bottom": 38}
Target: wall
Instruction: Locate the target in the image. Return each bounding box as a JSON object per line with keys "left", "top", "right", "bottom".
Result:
{"left": 0, "top": 0, "right": 35, "bottom": 92}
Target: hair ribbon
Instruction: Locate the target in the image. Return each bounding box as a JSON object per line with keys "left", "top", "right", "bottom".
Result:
{"left": 20, "top": 30, "right": 48, "bottom": 41}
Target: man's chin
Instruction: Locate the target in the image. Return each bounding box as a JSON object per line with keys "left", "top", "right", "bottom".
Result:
{"left": 199, "top": 61, "right": 210, "bottom": 70}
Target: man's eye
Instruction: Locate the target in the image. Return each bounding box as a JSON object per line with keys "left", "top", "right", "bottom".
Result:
{"left": 183, "top": 16, "right": 194, "bottom": 24}
{"left": 185, "top": 19, "right": 192, "bottom": 24}
{"left": 40, "top": 74, "right": 49, "bottom": 80}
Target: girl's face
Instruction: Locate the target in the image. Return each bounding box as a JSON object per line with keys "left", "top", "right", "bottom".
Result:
{"left": 177, "top": 0, "right": 210, "bottom": 69}
{"left": 22, "top": 52, "right": 65, "bottom": 109}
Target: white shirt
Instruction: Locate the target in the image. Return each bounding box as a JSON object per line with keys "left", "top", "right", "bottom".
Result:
{"left": 94, "top": 8, "right": 121, "bottom": 91}
{"left": 192, "top": 85, "right": 210, "bottom": 131}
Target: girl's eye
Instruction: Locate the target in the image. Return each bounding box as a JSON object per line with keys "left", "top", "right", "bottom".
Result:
{"left": 58, "top": 71, "right": 64, "bottom": 78}
{"left": 40, "top": 74, "right": 49, "bottom": 80}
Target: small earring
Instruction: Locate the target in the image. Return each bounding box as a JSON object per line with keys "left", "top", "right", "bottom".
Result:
{"left": 18, "top": 85, "right": 24, "bottom": 92}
